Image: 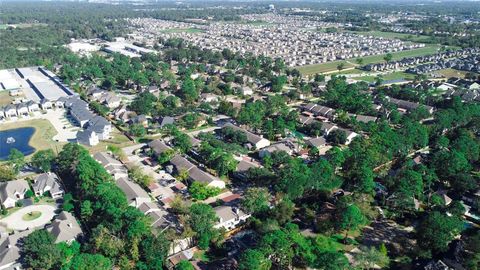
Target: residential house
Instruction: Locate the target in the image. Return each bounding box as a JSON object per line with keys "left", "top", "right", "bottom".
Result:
{"left": 98, "top": 92, "right": 121, "bottom": 109}
{"left": 93, "top": 152, "right": 129, "bottom": 180}
{"left": 86, "top": 116, "right": 111, "bottom": 140}
{"left": 222, "top": 123, "right": 270, "bottom": 150}
{"left": 116, "top": 177, "right": 151, "bottom": 208}
{"left": 32, "top": 172, "right": 64, "bottom": 198}
{"left": 76, "top": 130, "right": 99, "bottom": 146}
{"left": 131, "top": 114, "right": 149, "bottom": 127}
{"left": 40, "top": 99, "right": 53, "bottom": 110}
{"left": 157, "top": 116, "right": 175, "bottom": 128}
{"left": 0, "top": 179, "right": 30, "bottom": 208}
{"left": 213, "top": 205, "right": 251, "bottom": 231}
{"left": 170, "top": 155, "right": 226, "bottom": 189}
{"left": 3, "top": 105, "right": 17, "bottom": 118}
{"left": 47, "top": 211, "right": 83, "bottom": 244}
{"left": 26, "top": 101, "right": 40, "bottom": 112}
{"left": 148, "top": 139, "right": 173, "bottom": 157}
{"left": 306, "top": 136, "right": 327, "bottom": 149}
{"left": 0, "top": 229, "right": 33, "bottom": 270}
{"left": 16, "top": 103, "right": 29, "bottom": 116}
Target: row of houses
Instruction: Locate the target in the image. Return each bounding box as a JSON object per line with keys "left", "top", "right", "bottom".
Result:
{"left": 149, "top": 140, "right": 226, "bottom": 189}
{"left": 0, "top": 173, "right": 64, "bottom": 209}
{"left": 93, "top": 152, "right": 170, "bottom": 230}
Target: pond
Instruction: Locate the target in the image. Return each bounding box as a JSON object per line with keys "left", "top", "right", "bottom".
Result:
{"left": 0, "top": 127, "right": 36, "bottom": 160}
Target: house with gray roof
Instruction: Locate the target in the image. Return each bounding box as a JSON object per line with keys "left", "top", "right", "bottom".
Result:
{"left": 213, "top": 205, "right": 251, "bottom": 231}
{"left": 148, "top": 139, "right": 173, "bottom": 156}
{"left": 0, "top": 179, "right": 30, "bottom": 208}
{"left": 86, "top": 116, "right": 111, "bottom": 140}
{"left": 93, "top": 152, "right": 128, "bottom": 180}
{"left": 4, "top": 105, "right": 17, "bottom": 118}
{"left": 116, "top": 178, "right": 151, "bottom": 208}
{"left": 0, "top": 229, "right": 33, "bottom": 270}
{"left": 222, "top": 123, "right": 270, "bottom": 150}
{"left": 157, "top": 116, "right": 175, "bottom": 128}
{"left": 47, "top": 211, "right": 83, "bottom": 244}
{"left": 32, "top": 172, "right": 64, "bottom": 199}
{"left": 76, "top": 130, "right": 99, "bottom": 146}
{"left": 170, "top": 155, "right": 225, "bottom": 189}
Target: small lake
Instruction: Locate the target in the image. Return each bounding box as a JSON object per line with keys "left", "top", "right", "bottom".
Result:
{"left": 0, "top": 127, "right": 36, "bottom": 160}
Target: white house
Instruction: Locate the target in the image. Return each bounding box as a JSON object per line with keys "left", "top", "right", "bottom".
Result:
{"left": 40, "top": 99, "right": 53, "bottom": 110}
{"left": 0, "top": 179, "right": 30, "bottom": 208}
{"left": 16, "top": 103, "right": 29, "bottom": 116}
{"left": 27, "top": 101, "right": 40, "bottom": 112}
{"left": 32, "top": 172, "right": 64, "bottom": 198}
{"left": 76, "top": 130, "right": 99, "bottom": 146}
{"left": 213, "top": 205, "right": 251, "bottom": 231}
{"left": 3, "top": 105, "right": 17, "bottom": 117}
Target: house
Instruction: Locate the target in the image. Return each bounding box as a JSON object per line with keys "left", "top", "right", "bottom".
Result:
{"left": 16, "top": 103, "right": 29, "bottom": 116}
{"left": 76, "top": 130, "right": 99, "bottom": 146}
{"left": 47, "top": 211, "right": 83, "bottom": 244}
{"left": 40, "top": 99, "right": 53, "bottom": 110}
{"left": 116, "top": 177, "right": 151, "bottom": 208}
{"left": 157, "top": 116, "right": 175, "bottom": 128}
{"left": 0, "top": 229, "right": 33, "bottom": 270}
{"left": 4, "top": 104, "right": 17, "bottom": 117}
{"left": 0, "top": 179, "right": 30, "bottom": 208}
{"left": 26, "top": 101, "right": 40, "bottom": 112}
{"left": 139, "top": 202, "right": 169, "bottom": 229}
{"left": 222, "top": 123, "right": 270, "bottom": 149}
{"left": 86, "top": 116, "right": 111, "bottom": 140}
{"left": 213, "top": 205, "right": 251, "bottom": 231}
{"left": 148, "top": 139, "right": 173, "bottom": 157}
{"left": 68, "top": 98, "right": 93, "bottom": 127}
{"left": 321, "top": 122, "right": 338, "bottom": 136}
{"left": 234, "top": 158, "right": 261, "bottom": 180}
{"left": 98, "top": 92, "right": 121, "bottom": 109}
{"left": 170, "top": 155, "right": 226, "bottom": 189}
{"left": 306, "top": 137, "right": 327, "bottom": 149}
{"left": 93, "top": 152, "right": 129, "bottom": 180}
{"left": 131, "top": 114, "right": 149, "bottom": 127}
{"left": 32, "top": 172, "right": 64, "bottom": 198}
{"left": 258, "top": 140, "right": 300, "bottom": 158}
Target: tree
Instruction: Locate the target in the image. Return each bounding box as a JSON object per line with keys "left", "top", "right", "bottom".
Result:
{"left": 355, "top": 58, "right": 364, "bottom": 65}
{"left": 129, "top": 123, "right": 146, "bottom": 137}
{"left": 417, "top": 211, "right": 463, "bottom": 254}
{"left": 259, "top": 229, "right": 294, "bottom": 268}
{"left": 242, "top": 187, "right": 270, "bottom": 215}
{"left": 383, "top": 53, "right": 393, "bottom": 63}
{"left": 336, "top": 63, "right": 345, "bottom": 71}
{"left": 188, "top": 182, "right": 221, "bottom": 200}
{"left": 327, "top": 129, "right": 347, "bottom": 145}
{"left": 175, "top": 260, "right": 194, "bottom": 270}
{"left": 338, "top": 204, "right": 366, "bottom": 242}
{"left": 188, "top": 203, "right": 219, "bottom": 249}
{"left": 313, "top": 251, "right": 349, "bottom": 270}
{"left": 31, "top": 149, "right": 55, "bottom": 172}
{"left": 21, "top": 230, "right": 61, "bottom": 269}
{"left": 8, "top": 148, "right": 25, "bottom": 174}
{"left": 355, "top": 246, "right": 390, "bottom": 270}
{"left": 238, "top": 249, "right": 272, "bottom": 270}
{"left": 68, "top": 253, "right": 112, "bottom": 270}
{"left": 0, "top": 165, "right": 16, "bottom": 181}
{"left": 180, "top": 77, "right": 198, "bottom": 103}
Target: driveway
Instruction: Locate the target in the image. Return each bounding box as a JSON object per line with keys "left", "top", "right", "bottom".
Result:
{"left": 0, "top": 204, "right": 57, "bottom": 231}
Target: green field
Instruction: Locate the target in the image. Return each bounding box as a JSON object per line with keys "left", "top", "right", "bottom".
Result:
{"left": 356, "top": 71, "right": 417, "bottom": 83}
{"left": 297, "top": 45, "right": 441, "bottom": 75}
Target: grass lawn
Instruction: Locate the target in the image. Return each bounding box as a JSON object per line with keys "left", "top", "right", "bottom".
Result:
{"left": 357, "top": 71, "right": 417, "bottom": 83}
{"left": 297, "top": 45, "right": 442, "bottom": 75}
{"left": 240, "top": 20, "right": 272, "bottom": 26}
{"left": 434, "top": 68, "right": 478, "bottom": 79}
{"left": 0, "top": 91, "right": 13, "bottom": 106}
{"left": 297, "top": 61, "right": 355, "bottom": 75}
{"left": 0, "top": 119, "right": 64, "bottom": 156}
{"left": 88, "top": 127, "right": 133, "bottom": 154}
{"left": 160, "top": 28, "right": 204, "bottom": 33}
{"left": 22, "top": 211, "right": 42, "bottom": 221}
